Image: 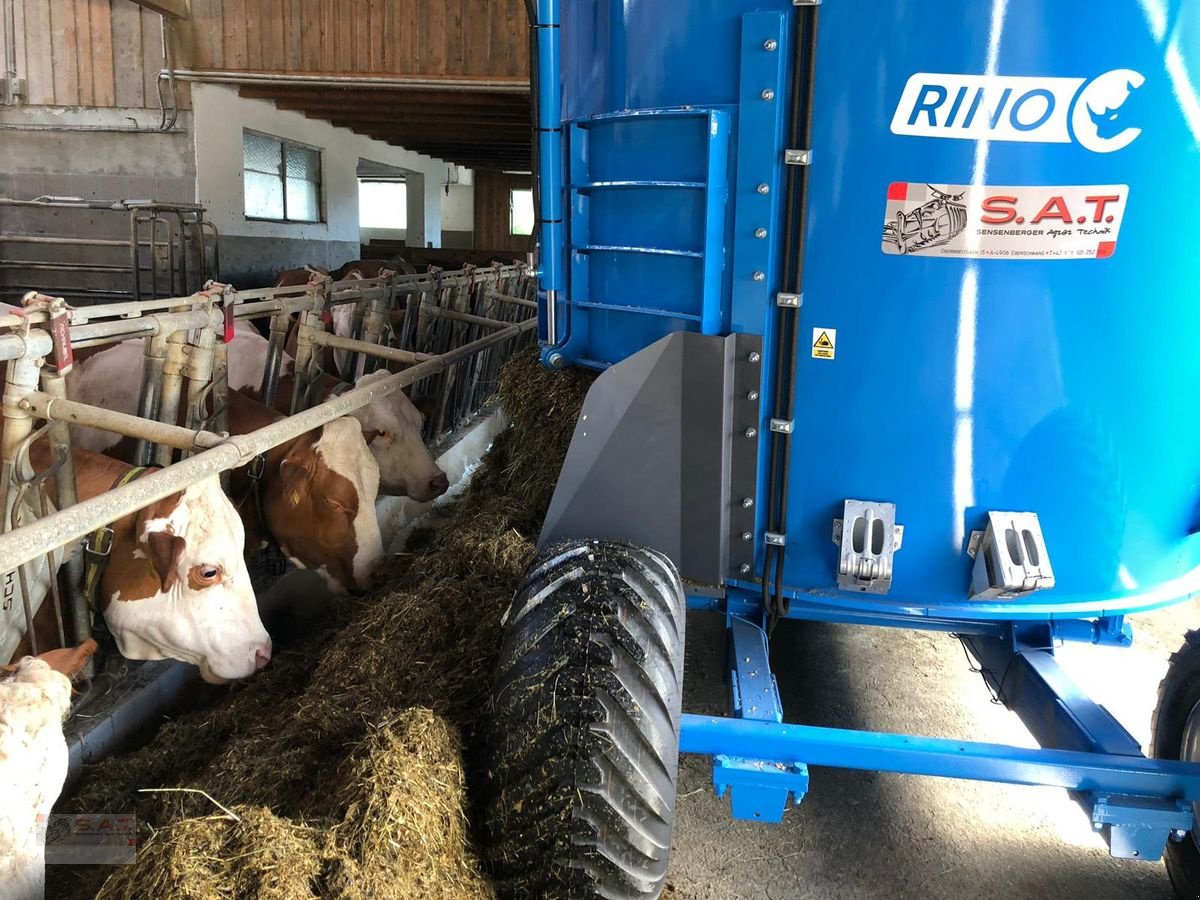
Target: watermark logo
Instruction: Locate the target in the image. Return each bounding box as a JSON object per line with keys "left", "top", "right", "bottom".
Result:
{"left": 891, "top": 69, "right": 1145, "bottom": 153}
{"left": 43, "top": 813, "right": 136, "bottom": 865}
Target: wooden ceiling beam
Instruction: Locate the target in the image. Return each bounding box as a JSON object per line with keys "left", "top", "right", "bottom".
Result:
{"left": 298, "top": 106, "right": 531, "bottom": 124}
{"left": 238, "top": 86, "right": 529, "bottom": 109}
{"left": 330, "top": 120, "right": 532, "bottom": 139}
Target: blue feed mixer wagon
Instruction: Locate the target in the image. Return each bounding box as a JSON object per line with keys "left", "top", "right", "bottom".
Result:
{"left": 478, "top": 2, "right": 1200, "bottom": 898}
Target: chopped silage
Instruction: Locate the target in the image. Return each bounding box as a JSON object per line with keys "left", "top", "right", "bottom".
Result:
{"left": 50, "top": 351, "right": 596, "bottom": 900}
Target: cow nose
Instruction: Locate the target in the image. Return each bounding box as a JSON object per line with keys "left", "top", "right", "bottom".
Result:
{"left": 254, "top": 641, "right": 272, "bottom": 670}
{"left": 429, "top": 470, "right": 450, "bottom": 498}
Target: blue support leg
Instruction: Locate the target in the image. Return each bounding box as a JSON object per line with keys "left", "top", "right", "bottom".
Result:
{"left": 713, "top": 616, "right": 808, "bottom": 822}
{"left": 945, "top": 629, "right": 1190, "bottom": 860}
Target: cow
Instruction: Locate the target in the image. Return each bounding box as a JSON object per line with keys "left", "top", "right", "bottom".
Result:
{"left": 331, "top": 257, "right": 417, "bottom": 281}
{"left": 0, "top": 639, "right": 98, "bottom": 900}
{"left": 1, "top": 439, "right": 271, "bottom": 684}
{"left": 225, "top": 389, "right": 386, "bottom": 596}
{"left": 227, "top": 320, "right": 449, "bottom": 502}
{"left": 278, "top": 258, "right": 415, "bottom": 379}
{"left": 272, "top": 265, "right": 329, "bottom": 289}
{"left": 64, "top": 343, "right": 388, "bottom": 596}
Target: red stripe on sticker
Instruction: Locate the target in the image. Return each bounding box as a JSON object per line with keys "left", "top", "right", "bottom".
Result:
{"left": 887, "top": 182, "right": 908, "bottom": 201}
{"left": 1096, "top": 241, "right": 1116, "bottom": 259}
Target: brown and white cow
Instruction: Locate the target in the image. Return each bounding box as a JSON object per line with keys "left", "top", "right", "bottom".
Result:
{"left": 278, "top": 259, "right": 415, "bottom": 379}
{"left": 225, "top": 389, "right": 386, "bottom": 595}
{"left": 2, "top": 441, "right": 271, "bottom": 684}
{"left": 0, "top": 639, "right": 98, "bottom": 900}
{"left": 64, "top": 343, "right": 388, "bottom": 596}
{"left": 330, "top": 257, "right": 417, "bottom": 281}
{"left": 227, "top": 320, "right": 449, "bottom": 502}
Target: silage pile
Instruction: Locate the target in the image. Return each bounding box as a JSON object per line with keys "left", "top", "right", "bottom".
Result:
{"left": 53, "top": 350, "right": 595, "bottom": 900}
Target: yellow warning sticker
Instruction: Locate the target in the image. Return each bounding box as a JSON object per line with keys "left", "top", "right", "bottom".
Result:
{"left": 812, "top": 328, "right": 836, "bottom": 360}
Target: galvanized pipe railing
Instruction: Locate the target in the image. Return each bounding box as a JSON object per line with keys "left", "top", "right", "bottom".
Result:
{"left": 0, "top": 317, "right": 537, "bottom": 573}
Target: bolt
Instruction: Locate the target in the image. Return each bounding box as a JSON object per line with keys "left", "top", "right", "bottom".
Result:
{"left": 739, "top": 563, "right": 752, "bottom": 575}
{"left": 547, "top": 352, "right": 566, "bottom": 369}
{"left": 747, "top": 389, "right": 760, "bottom": 401}
{"left": 752, "top": 271, "right": 766, "bottom": 282}
{"left": 1175, "top": 829, "right": 1189, "bottom": 840}
{"left": 763, "top": 38, "right": 778, "bottom": 52}
{"left": 745, "top": 427, "right": 757, "bottom": 438}
{"left": 747, "top": 352, "right": 761, "bottom": 363}
{"left": 757, "top": 183, "right": 770, "bottom": 195}
{"left": 742, "top": 497, "right": 754, "bottom": 508}
{"left": 755, "top": 227, "right": 768, "bottom": 239}
{"left": 742, "top": 532, "right": 753, "bottom": 542}
{"left": 761, "top": 88, "right": 775, "bottom": 101}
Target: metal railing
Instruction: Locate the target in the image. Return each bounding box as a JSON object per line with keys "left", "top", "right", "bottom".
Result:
{"left": 0, "top": 263, "right": 536, "bottom": 665}
{"left": 0, "top": 196, "right": 219, "bottom": 304}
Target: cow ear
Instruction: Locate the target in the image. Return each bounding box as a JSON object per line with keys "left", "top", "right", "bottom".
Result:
{"left": 142, "top": 531, "right": 187, "bottom": 593}
{"left": 279, "top": 446, "right": 317, "bottom": 506}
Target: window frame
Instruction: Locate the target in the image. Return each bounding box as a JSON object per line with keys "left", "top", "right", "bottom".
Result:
{"left": 509, "top": 187, "right": 535, "bottom": 237}
{"left": 242, "top": 130, "right": 325, "bottom": 225}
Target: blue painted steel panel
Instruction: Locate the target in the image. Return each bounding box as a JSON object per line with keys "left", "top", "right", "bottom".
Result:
{"left": 545, "top": 0, "right": 1200, "bottom": 621}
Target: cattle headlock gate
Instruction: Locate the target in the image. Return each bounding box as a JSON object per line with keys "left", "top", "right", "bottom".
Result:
{"left": 0, "top": 263, "right": 536, "bottom": 675}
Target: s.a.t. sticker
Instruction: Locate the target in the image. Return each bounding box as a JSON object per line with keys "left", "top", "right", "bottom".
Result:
{"left": 882, "top": 182, "right": 1127, "bottom": 260}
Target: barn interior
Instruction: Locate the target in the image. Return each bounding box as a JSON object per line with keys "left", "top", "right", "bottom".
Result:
{"left": 1, "top": 3, "right": 1199, "bottom": 900}
{"left": 0, "top": 0, "right": 534, "bottom": 300}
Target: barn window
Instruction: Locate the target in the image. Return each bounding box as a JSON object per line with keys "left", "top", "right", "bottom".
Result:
{"left": 358, "top": 179, "right": 408, "bottom": 229}
{"left": 510, "top": 188, "right": 535, "bottom": 236}
{"left": 243, "top": 131, "right": 323, "bottom": 223}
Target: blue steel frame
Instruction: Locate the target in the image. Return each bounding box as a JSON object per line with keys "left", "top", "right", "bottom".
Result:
{"left": 529, "top": 0, "right": 1200, "bottom": 866}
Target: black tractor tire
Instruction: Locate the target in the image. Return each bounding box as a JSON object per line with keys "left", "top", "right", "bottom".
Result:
{"left": 483, "top": 540, "right": 686, "bottom": 900}
{"left": 1152, "top": 628, "right": 1200, "bottom": 897}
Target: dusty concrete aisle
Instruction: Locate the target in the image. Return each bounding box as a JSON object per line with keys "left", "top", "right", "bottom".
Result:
{"left": 668, "top": 600, "right": 1200, "bottom": 899}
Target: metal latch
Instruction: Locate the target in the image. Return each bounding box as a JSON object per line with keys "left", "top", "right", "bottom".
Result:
{"left": 784, "top": 149, "right": 811, "bottom": 166}
{"left": 833, "top": 500, "right": 903, "bottom": 594}
{"left": 967, "top": 511, "right": 1054, "bottom": 600}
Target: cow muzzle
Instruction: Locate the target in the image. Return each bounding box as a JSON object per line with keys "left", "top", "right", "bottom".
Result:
{"left": 412, "top": 469, "right": 450, "bottom": 502}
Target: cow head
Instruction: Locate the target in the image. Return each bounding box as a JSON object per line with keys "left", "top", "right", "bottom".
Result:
{"left": 265, "top": 417, "right": 386, "bottom": 595}
{"left": 346, "top": 370, "right": 450, "bottom": 501}
{"left": 100, "top": 477, "right": 272, "bottom": 685}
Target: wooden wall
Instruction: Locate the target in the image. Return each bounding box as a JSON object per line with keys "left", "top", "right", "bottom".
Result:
{"left": 11, "top": 0, "right": 178, "bottom": 108}
{"left": 181, "top": 0, "right": 529, "bottom": 80}
{"left": 474, "top": 170, "right": 532, "bottom": 253}
{"left": 8, "top": 0, "right": 529, "bottom": 111}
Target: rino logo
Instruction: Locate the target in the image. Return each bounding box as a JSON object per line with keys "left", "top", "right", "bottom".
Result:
{"left": 891, "top": 69, "right": 1145, "bottom": 153}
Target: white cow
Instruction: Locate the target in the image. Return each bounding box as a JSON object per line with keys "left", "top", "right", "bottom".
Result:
{"left": 0, "top": 641, "right": 96, "bottom": 900}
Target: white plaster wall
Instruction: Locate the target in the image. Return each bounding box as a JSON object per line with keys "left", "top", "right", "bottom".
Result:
{"left": 190, "top": 83, "right": 445, "bottom": 247}
{"left": 441, "top": 180, "right": 475, "bottom": 232}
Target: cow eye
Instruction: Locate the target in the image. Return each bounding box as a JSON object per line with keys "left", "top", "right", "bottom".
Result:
{"left": 190, "top": 565, "right": 222, "bottom": 587}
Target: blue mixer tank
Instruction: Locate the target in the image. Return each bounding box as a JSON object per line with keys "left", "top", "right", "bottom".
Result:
{"left": 543, "top": 0, "right": 1200, "bottom": 621}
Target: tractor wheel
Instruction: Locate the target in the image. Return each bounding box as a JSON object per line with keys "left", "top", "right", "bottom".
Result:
{"left": 483, "top": 540, "right": 686, "bottom": 900}
{"left": 1152, "top": 628, "right": 1200, "bottom": 896}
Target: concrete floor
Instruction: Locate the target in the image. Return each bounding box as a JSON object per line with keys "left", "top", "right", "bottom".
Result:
{"left": 668, "top": 599, "right": 1200, "bottom": 900}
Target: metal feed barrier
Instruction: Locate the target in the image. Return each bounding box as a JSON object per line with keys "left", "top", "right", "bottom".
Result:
{"left": 0, "top": 263, "right": 536, "bottom": 670}
{"left": 0, "top": 196, "right": 219, "bottom": 303}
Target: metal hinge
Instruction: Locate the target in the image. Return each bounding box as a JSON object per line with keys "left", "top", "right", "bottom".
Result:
{"left": 764, "top": 532, "right": 787, "bottom": 547}
{"left": 967, "top": 511, "right": 1055, "bottom": 600}
{"left": 784, "top": 148, "right": 812, "bottom": 166}
{"left": 775, "top": 292, "right": 801, "bottom": 308}
{"left": 832, "top": 500, "right": 903, "bottom": 594}
{"left": 769, "top": 419, "right": 794, "bottom": 434}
